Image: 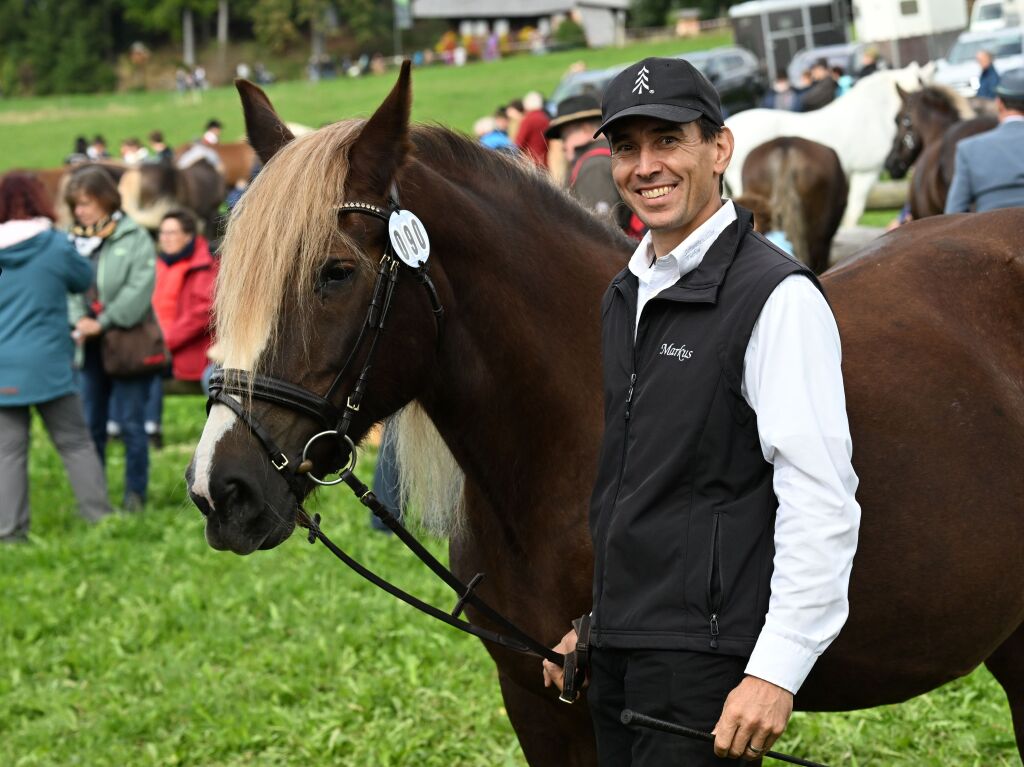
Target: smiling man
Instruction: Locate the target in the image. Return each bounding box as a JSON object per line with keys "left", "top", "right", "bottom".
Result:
{"left": 542, "top": 57, "right": 861, "bottom": 765}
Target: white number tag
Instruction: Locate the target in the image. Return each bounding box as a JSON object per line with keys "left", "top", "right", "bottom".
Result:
{"left": 388, "top": 210, "right": 431, "bottom": 268}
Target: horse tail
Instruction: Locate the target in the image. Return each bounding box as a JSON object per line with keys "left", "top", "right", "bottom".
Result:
{"left": 769, "top": 147, "right": 809, "bottom": 267}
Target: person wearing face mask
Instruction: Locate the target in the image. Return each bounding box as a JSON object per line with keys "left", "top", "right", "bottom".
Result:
{"left": 66, "top": 166, "right": 156, "bottom": 512}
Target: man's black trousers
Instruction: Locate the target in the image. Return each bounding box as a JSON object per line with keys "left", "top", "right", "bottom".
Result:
{"left": 587, "top": 647, "right": 761, "bottom": 766}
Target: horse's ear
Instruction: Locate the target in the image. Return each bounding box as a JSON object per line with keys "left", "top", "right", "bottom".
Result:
{"left": 347, "top": 61, "right": 412, "bottom": 196}
{"left": 236, "top": 79, "right": 295, "bottom": 164}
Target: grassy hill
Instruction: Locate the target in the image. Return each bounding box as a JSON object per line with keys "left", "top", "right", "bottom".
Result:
{"left": 0, "top": 35, "right": 729, "bottom": 173}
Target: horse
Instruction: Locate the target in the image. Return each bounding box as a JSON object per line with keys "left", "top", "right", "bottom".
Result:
{"left": 725, "top": 64, "right": 925, "bottom": 230}
{"left": 740, "top": 136, "right": 847, "bottom": 273}
{"left": 884, "top": 84, "right": 997, "bottom": 218}
{"left": 186, "top": 67, "right": 1024, "bottom": 766}
{"left": 119, "top": 159, "right": 225, "bottom": 238}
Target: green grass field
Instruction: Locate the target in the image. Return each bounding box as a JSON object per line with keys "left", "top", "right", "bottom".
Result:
{"left": 2, "top": 397, "right": 1021, "bottom": 766}
{"left": 0, "top": 35, "right": 735, "bottom": 173}
{"left": 1, "top": 34, "right": 1019, "bottom": 766}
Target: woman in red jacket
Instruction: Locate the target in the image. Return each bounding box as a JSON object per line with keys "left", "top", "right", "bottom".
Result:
{"left": 146, "top": 210, "right": 217, "bottom": 445}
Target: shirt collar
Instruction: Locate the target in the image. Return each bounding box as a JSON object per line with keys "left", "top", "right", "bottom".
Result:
{"left": 627, "top": 200, "right": 738, "bottom": 283}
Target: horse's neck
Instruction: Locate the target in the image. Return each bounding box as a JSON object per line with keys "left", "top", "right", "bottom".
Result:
{"left": 410, "top": 161, "right": 625, "bottom": 518}
{"left": 920, "top": 107, "right": 959, "bottom": 145}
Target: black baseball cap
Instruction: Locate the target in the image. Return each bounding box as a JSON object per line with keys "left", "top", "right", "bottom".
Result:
{"left": 595, "top": 57, "right": 724, "bottom": 138}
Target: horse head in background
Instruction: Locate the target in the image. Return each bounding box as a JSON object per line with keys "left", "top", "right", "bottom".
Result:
{"left": 884, "top": 83, "right": 997, "bottom": 218}
{"left": 186, "top": 64, "right": 1024, "bottom": 765}
{"left": 118, "top": 159, "right": 226, "bottom": 238}
{"left": 725, "top": 64, "right": 925, "bottom": 229}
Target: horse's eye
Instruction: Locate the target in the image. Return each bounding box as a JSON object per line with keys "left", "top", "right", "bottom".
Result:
{"left": 319, "top": 261, "right": 355, "bottom": 286}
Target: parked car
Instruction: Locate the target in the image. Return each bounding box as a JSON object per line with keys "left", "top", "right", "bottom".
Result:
{"left": 548, "top": 46, "right": 766, "bottom": 118}
{"left": 787, "top": 42, "right": 872, "bottom": 84}
{"left": 969, "top": 0, "right": 1019, "bottom": 32}
{"left": 933, "top": 27, "right": 1024, "bottom": 96}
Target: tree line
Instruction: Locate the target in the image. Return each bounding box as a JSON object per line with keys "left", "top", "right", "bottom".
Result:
{"left": 0, "top": 0, "right": 392, "bottom": 96}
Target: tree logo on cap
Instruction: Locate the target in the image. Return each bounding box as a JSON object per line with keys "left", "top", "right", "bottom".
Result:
{"left": 633, "top": 65, "right": 652, "bottom": 95}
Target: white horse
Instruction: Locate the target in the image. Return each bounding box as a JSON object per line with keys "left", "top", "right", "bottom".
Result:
{"left": 725, "top": 63, "right": 925, "bottom": 229}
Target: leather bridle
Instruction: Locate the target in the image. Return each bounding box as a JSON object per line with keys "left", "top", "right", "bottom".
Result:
{"left": 205, "top": 188, "right": 566, "bottom": 670}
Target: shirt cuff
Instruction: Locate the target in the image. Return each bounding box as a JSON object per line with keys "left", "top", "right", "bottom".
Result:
{"left": 744, "top": 629, "right": 820, "bottom": 694}
{"left": 97, "top": 313, "right": 112, "bottom": 330}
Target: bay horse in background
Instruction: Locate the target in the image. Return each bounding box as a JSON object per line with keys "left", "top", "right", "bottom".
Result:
{"left": 175, "top": 140, "right": 257, "bottom": 188}
{"left": 119, "top": 159, "right": 226, "bottom": 238}
{"left": 740, "top": 136, "right": 846, "bottom": 273}
{"left": 884, "top": 84, "right": 997, "bottom": 218}
{"left": 725, "top": 64, "right": 925, "bottom": 229}
{"left": 186, "top": 66, "right": 1024, "bottom": 766}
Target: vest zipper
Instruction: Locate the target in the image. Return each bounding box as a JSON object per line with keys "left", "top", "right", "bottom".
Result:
{"left": 706, "top": 511, "right": 723, "bottom": 649}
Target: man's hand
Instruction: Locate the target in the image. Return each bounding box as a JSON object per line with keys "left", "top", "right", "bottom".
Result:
{"left": 75, "top": 317, "right": 103, "bottom": 339}
{"left": 541, "top": 628, "right": 578, "bottom": 693}
{"left": 712, "top": 675, "right": 793, "bottom": 761}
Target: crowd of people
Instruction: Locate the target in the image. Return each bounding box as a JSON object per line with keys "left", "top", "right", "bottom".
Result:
{"left": 0, "top": 119, "right": 222, "bottom": 539}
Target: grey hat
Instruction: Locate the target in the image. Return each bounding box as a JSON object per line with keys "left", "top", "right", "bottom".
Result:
{"left": 996, "top": 68, "right": 1024, "bottom": 100}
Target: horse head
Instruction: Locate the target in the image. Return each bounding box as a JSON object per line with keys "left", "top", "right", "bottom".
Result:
{"left": 187, "top": 63, "right": 451, "bottom": 554}
{"left": 884, "top": 82, "right": 967, "bottom": 179}
{"left": 884, "top": 83, "right": 923, "bottom": 179}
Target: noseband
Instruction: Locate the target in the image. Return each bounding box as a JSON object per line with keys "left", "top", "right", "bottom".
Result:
{"left": 205, "top": 187, "right": 564, "bottom": 671}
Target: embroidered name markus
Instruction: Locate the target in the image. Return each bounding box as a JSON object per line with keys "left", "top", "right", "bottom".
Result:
{"left": 659, "top": 343, "right": 694, "bottom": 361}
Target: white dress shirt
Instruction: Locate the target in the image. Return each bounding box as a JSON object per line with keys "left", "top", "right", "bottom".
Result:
{"left": 627, "top": 200, "right": 861, "bottom": 694}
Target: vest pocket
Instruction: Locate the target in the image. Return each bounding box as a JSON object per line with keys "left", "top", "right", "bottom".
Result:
{"left": 706, "top": 511, "right": 723, "bottom": 649}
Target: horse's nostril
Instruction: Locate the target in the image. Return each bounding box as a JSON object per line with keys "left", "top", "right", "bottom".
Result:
{"left": 208, "top": 474, "right": 262, "bottom": 519}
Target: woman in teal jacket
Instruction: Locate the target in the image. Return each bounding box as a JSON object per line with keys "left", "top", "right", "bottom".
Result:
{"left": 0, "top": 173, "right": 112, "bottom": 542}
{"left": 65, "top": 166, "right": 156, "bottom": 511}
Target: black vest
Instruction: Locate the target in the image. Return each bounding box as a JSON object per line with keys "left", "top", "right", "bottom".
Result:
{"left": 589, "top": 207, "right": 822, "bottom": 656}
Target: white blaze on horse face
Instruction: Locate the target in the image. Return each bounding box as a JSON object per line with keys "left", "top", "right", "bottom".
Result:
{"left": 191, "top": 402, "right": 238, "bottom": 508}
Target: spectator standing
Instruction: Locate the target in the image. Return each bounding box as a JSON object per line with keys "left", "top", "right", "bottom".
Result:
{"left": 0, "top": 173, "right": 112, "bottom": 541}
{"left": 800, "top": 59, "right": 838, "bottom": 111}
{"left": 976, "top": 50, "right": 1000, "bottom": 99}
{"left": 515, "top": 91, "right": 551, "bottom": 167}
{"left": 87, "top": 135, "right": 110, "bottom": 160}
{"left": 761, "top": 75, "right": 798, "bottom": 111}
{"left": 945, "top": 69, "right": 1024, "bottom": 213}
{"left": 66, "top": 167, "right": 157, "bottom": 511}
{"left": 144, "top": 209, "right": 218, "bottom": 445}
{"left": 120, "top": 138, "right": 149, "bottom": 165}
{"left": 65, "top": 136, "right": 90, "bottom": 165}
{"left": 858, "top": 48, "right": 884, "bottom": 78}
{"left": 544, "top": 95, "right": 639, "bottom": 237}
{"left": 148, "top": 131, "right": 174, "bottom": 164}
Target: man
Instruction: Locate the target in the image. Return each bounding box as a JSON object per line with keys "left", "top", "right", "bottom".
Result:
{"left": 858, "top": 47, "right": 884, "bottom": 79}
{"left": 976, "top": 50, "right": 1000, "bottom": 99}
{"left": 541, "top": 57, "right": 861, "bottom": 765}
{"left": 515, "top": 91, "right": 551, "bottom": 167}
{"left": 946, "top": 68, "right": 1024, "bottom": 213}
{"left": 119, "top": 137, "right": 149, "bottom": 165}
{"left": 799, "top": 58, "right": 838, "bottom": 111}
{"left": 177, "top": 119, "right": 224, "bottom": 173}
{"left": 544, "top": 94, "right": 637, "bottom": 236}
{"left": 148, "top": 131, "right": 174, "bottom": 164}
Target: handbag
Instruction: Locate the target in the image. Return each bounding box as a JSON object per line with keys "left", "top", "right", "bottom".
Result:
{"left": 101, "top": 310, "right": 170, "bottom": 378}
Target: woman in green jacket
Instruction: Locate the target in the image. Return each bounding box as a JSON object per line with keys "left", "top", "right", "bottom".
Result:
{"left": 66, "top": 166, "right": 156, "bottom": 511}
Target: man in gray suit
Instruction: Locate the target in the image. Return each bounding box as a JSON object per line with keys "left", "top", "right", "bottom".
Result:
{"left": 945, "top": 69, "right": 1024, "bottom": 213}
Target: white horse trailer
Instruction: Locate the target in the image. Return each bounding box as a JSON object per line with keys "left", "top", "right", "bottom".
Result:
{"left": 852, "top": 0, "right": 967, "bottom": 66}
{"left": 729, "top": 0, "right": 849, "bottom": 82}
